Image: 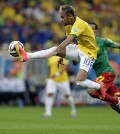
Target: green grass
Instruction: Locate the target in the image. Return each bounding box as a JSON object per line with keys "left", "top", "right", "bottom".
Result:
{"left": 0, "top": 106, "right": 120, "bottom": 134}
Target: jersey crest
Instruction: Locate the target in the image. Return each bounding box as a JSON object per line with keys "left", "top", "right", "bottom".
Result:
{"left": 72, "top": 27, "right": 78, "bottom": 32}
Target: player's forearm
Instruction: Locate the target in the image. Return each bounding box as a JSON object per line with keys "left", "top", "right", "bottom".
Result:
{"left": 55, "top": 38, "right": 70, "bottom": 53}
{"left": 55, "top": 35, "right": 74, "bottom": 53}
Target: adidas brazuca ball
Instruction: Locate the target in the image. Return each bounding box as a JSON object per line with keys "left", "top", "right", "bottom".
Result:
{"left": 8, "top": 41, "right": 24, "bottom": 57}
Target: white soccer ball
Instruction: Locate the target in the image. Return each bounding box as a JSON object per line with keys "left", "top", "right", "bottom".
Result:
{"left": 8, "top": 41, "right": 24, "bottom": 57}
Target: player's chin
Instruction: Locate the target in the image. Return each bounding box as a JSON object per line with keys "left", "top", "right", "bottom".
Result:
{"left": 63, "top": 24, "right": 68, "bottom": 26}
{"left": 62, "top": 22, "right": 67, "bottom": 26}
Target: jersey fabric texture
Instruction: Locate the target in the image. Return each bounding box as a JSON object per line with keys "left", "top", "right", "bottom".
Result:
{"left": 48, "top": 56, "right": 69, "bottom": 82}
{"left": 65, "top": 16, "right": 97, "bottom": 59}
{"left": 93, "top": 37, "right": 116, "bottom": 76}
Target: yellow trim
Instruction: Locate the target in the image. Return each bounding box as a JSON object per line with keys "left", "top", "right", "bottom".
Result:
{"left": 70, "top": 34, "right": 77, "bottom": 38}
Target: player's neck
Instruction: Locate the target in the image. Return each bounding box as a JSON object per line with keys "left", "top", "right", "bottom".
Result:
{"left": 71, "top": 16, "right": 76, "bottom": 25}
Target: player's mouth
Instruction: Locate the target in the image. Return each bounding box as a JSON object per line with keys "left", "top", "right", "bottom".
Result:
{"left": 61, "top": 21, "right": 67, "bottom": 26}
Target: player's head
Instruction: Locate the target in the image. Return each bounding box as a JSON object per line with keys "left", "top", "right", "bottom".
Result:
{"left": 88, "top": 22, "right": 98, "bottom": 35}
{"left": 59, "top": 5, "right": 76, "bottom": 26}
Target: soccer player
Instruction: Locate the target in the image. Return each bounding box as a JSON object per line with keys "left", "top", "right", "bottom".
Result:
{"left": 87, "top": 22, "right": 120, "bottom": 113}
{"left": 42, "top": 56, "right": 76, "bottom": 117}
{"left": 15, "top": 5, "right": 105, "bottom": 98}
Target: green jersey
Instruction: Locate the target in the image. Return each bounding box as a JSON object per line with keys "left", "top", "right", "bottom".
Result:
{"left": 93, "top": 37, "right": 116, "bottom": 76}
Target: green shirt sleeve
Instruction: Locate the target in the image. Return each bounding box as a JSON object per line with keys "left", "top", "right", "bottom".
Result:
{"left": 104, "top": 38, "right": 116, "bottom": 48}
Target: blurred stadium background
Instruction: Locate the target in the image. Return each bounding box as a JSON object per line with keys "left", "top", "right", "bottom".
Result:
{"left": 0, "top": 0, "right": 120, "bottom": 107}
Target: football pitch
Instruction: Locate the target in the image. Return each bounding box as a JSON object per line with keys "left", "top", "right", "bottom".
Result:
{"left": 0, "top": 106, "right": 120, "bottom": 134}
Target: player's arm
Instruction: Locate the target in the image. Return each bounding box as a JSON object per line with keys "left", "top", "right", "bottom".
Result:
{"left": 55, "top": 35, "right": 75, "bottom": 53}
{"left": 105, "top": 38, "right": 120, "bottom": 48}
{"left": 45, "top": 35, "right": 75, "bottom": 58}
{"left": 55, "top": 22, "right": 84, "bottom": 53}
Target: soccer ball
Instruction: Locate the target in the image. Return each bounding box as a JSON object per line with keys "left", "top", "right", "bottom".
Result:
{"left": 8, "top": 41, "right": 24, "bottom": 57}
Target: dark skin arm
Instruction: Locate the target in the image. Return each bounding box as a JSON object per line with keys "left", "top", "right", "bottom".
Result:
{"left": 55, "top": 35, "right": 75, "bottom": 53}
{"left": 45, "top": 35, "right": 75, "bottom": 58}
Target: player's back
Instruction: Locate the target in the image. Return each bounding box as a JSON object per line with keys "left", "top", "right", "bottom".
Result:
{"left": 93, "top": 37, "right": 115, "bottom": 76}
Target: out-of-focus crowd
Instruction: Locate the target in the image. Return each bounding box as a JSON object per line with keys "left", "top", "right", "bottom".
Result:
{"left": 0, "top": 0, "right": 120, "bottom": 78}
{"left": 0, "top": 0, "right": 120, "bottom": 105}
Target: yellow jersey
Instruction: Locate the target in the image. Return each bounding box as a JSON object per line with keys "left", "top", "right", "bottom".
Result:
{"left": 65, "top": 16, "right": 97, "bottom": 59}
{"left": 48, "top": 56, "right": 69, "bottom": 82}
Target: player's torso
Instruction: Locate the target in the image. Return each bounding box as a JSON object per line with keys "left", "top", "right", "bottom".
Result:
{"left": 65, "top": 17, "right": 97, "bottom": 59}
{"left": 93, "top": 37, "right": 115, "bottom": 76}
{"left": 48, "top": 56, "right": 69, "bottom": 82}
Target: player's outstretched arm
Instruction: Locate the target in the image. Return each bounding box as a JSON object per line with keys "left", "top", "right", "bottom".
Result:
{"left": 55, "top": 35, "right": 75, "bottom": 53}
{"left": 45, "top": 35, "right": 75, "bottom": 58}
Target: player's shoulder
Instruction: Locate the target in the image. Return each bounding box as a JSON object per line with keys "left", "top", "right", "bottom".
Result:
{"left": 104, "top": 38, "right": 113, "bottom": 43}
{"left": 75, "top": 16, "right": 86, "bottom": 24}
{"left": 73, "top": 17, "right": 87, "bottom": 30}
{"left": 96, "top": 37, "right": 108, "bottom": 42}
{"left": 96, "top": 37, "right": 104, "bottom": 40}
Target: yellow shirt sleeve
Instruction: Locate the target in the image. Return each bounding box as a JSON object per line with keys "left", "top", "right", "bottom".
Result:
{"left": 70, "top": 19, "right": 86, "bottom": 37}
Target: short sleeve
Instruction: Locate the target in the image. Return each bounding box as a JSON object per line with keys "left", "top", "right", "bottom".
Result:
{"left": 104, "top": 38, "right": 116, "bottom": 48}
{"left": 70, "top": 21, "right": 86, "bottom": 37}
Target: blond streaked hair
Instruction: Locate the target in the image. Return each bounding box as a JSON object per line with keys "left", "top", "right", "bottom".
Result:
{"left": 59, "top": 5, "right": 76, "bottom": 17}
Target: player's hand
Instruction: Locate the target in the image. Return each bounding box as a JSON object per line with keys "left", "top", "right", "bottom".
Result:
{"left": 57, "top": 57, "right": 64, "bottom": 69}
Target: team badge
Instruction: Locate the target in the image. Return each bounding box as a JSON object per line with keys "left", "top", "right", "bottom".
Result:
{"left": 72, "top": 27, "right": 78, "bottom": 32}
